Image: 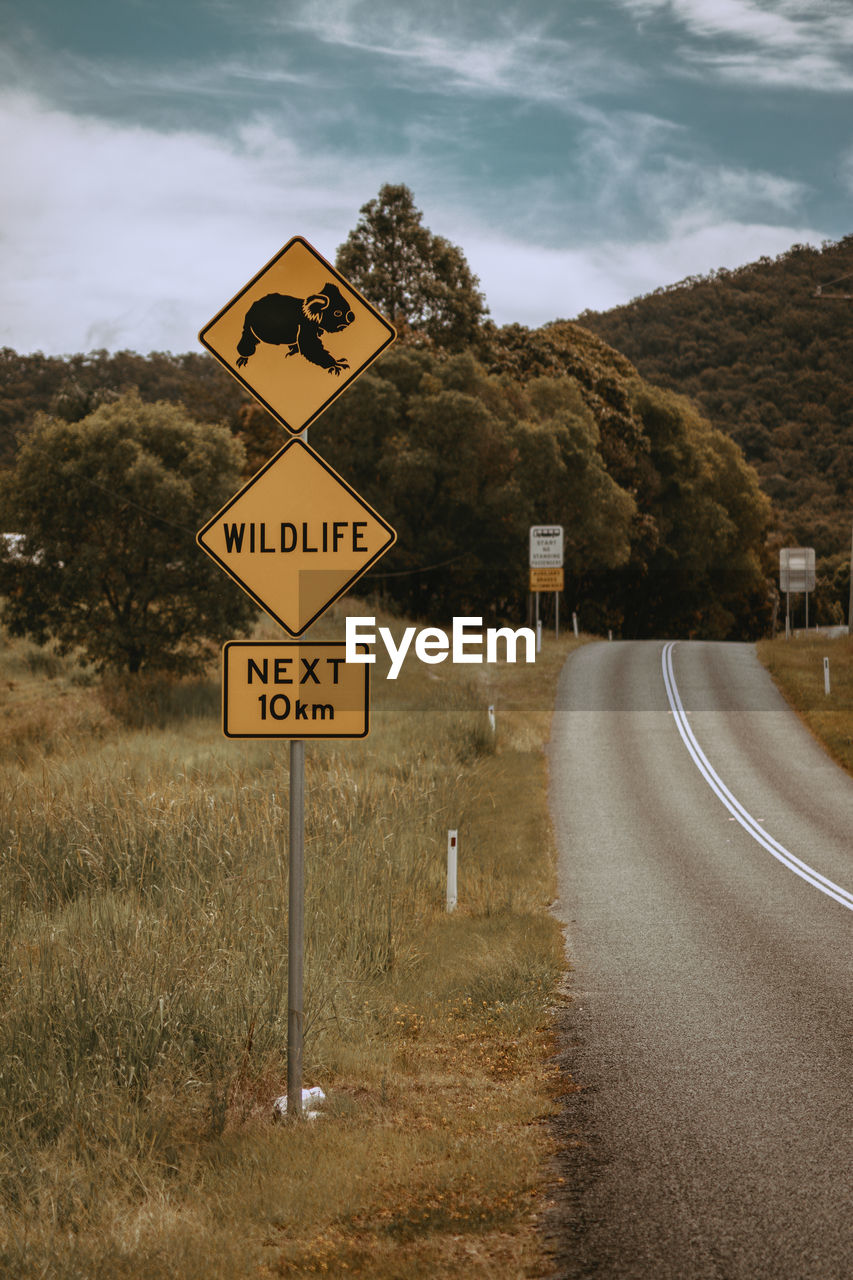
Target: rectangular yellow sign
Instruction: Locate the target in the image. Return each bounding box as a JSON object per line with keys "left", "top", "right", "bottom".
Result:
{"left": 530, "top": 567, "right": 564, "bottom": 592}
{"left": 222, "top": 642, "right": 369, "bottom": 738}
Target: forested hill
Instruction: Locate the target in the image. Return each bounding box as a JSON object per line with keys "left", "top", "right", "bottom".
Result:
{"left": 0, "top": 326, "right": 773, "bottom": 641}
{"left": 576, "top": 236, "right": 853, "bottom": 578}
{"left": 0, "top": 348, "right": 249, "bottom": 468}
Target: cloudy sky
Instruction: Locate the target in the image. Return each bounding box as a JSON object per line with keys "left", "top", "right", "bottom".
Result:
{"left": 2, "top": 0, "right": 851, "bottom": 355}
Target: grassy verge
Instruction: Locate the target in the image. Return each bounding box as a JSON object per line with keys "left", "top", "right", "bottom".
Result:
{"left": 0, "top": 605, "right": 581, "bottom": 1278}
{"left": 756, "top": 633, "right": 853, "bottom": 776}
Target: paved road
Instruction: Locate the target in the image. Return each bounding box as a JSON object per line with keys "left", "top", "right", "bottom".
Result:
{"left": 546, "top": 640, "right": 853, "bottom": 1280}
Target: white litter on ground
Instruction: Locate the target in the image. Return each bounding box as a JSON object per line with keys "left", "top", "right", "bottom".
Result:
{"left": 272, "top": 1086, "right": 326, "bottom": 1120}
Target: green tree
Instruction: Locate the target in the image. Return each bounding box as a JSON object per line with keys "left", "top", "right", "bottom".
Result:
{"left": 336, "top": 184, "right": 488, "bottom": 349}
{"left": 615, "top": 385, "right": 773, "bottom": 638}
{"left": 0, "top": 392, "right": 254, "bottom": 674}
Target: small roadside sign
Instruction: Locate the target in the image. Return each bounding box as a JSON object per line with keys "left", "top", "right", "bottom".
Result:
{"left": 223, "top": 641, "right": 369, "bottom": 738}
{"left": 530, "top": 525, "right": 564, "bottom": 568}
{"left": 779, "top": 547, "right": 815, "bottom": 593}
{"left": 197, "top": 438, "right": 396, "bottom": 636}
{"left": 199, "top": 237, "right": 395, "bottom": 435}
{"left": 530, "top": 567, "right": 564, "bottom": 592}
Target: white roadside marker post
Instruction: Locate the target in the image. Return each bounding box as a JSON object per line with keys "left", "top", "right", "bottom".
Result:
{"left": 824, "top": 656, "right": 831, "bottom": 696}
{"left": 447, "top": 830, "right": 458, "bottom": 912}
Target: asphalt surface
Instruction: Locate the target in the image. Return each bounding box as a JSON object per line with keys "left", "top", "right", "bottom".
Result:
{"left": 545, "top": 640, "right": 853, "bottom": 1280}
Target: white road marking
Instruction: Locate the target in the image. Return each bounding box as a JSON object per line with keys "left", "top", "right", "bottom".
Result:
{"left": 662, "top": 641, "right": 853, "bottom": 912}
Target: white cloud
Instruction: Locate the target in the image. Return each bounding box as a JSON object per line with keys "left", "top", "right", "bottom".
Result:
{"left": 639, "top": 161, "right": 808, "bottom": 228}
{"left": 621, "top": 0, "right": 853, "bottom": 88}
{"left": 625, "top": 0, "right": 813, "bottom": 47}
{"left": 0, "top": 87, "right": 832, "bottom": 355}
{"left": 468, "top": 220, "right": 827, "bottom": 326}
{"left": 624, "top": 0, "right": 853, "bottom": 45}
{"left": 682, "top": 49, "right": 853, "bottom": 90}
{"left": 0, "top": 93, "right": 384, "bottom": 353}
{"left": 283, "top": 0, "right": 642, "bottom": 108}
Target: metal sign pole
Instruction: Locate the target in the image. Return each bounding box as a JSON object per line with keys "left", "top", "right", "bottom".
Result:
{"left": 287, "top": 737, "right": 305, "bottom": 1117}
{"left": 848, "top": 521, "right": 853, "bottom": 634}
{"left": 288, "top": 419, "right": 309, "bottom": 1121}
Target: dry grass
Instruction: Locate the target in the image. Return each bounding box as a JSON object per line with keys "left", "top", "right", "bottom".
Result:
{"left": 0, "top": 603, "right": 582, "bottom": 1278}
{"left": 756, "top": 633, "right": 853, "bottom": 776}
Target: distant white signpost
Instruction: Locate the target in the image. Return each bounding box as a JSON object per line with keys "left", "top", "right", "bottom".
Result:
{"left": 529, "top": 525, "right": 564, "bottom": 637}
{"left": 780, "top": 547, "right": 816, "bottom": 635}
{"left": 530, "top": 525, "right": 564, "bottom": 568}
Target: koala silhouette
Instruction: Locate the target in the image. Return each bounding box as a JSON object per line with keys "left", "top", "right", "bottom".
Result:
{"left": 236, "top": 282, "right": 355, "bottom": 375}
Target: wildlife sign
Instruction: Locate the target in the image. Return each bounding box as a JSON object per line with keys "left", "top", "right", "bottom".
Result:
{"left": 196, "top": 438, "right": 396, "bottom": 636}
{"left": 199, "top": 236, "right": 396, "bottom": 435}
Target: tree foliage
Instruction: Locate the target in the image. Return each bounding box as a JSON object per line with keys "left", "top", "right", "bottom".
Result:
{"left": 311, "top": 328, "right": 771, "bottom": 638}
{"left": 579, "top": 235, "right": 853, "bottom": 620}
{"left": 0, "top": 201, "right": 778, "bottom": 643}
{"left": 335, "top": 184, "right": 488, "bottom": 350}
{"left": 0, "top": 393, "right": 254, "bottom": 673}
{"left": 0, "top": 346, "right": 250, "bottom": 468}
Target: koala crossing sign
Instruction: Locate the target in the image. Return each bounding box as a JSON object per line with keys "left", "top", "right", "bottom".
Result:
{"left": 199, "top": 236, "right": 396, "bottom": 435}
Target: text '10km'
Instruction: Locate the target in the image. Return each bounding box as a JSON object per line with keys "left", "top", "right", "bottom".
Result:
{"left": 222, "top": 642, "right": 370, "bottom": 739}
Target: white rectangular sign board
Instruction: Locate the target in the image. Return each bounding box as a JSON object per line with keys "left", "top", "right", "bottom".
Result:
{"left": 530, "top": 525, "right": 564, "bottom": 569}
{"left": 779, "top": 547, "right": 815, "bottom": 593}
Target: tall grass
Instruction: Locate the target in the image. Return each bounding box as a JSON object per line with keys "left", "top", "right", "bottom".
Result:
{"left": 757, "top": 633, "right": 853, "bottom": 775}
{"left": 0, "top": 606, "right": 579, "bottom": 1276}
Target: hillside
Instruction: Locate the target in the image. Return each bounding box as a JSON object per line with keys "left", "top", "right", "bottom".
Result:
{"left": 0, "top": 347, "right": 250, "bottom": 467}
{"left": 577, "top": 236, "right": 853, "bottom": 615}
{"left": 1, "top": 325, "right": 772, "bottom": 640}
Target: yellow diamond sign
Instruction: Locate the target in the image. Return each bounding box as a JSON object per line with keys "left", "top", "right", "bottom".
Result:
{"left": 197, "top": 439, "right": 395, "bottom": 636}
{"left": 199, "top": 236, "right": 396, "bottom": 435}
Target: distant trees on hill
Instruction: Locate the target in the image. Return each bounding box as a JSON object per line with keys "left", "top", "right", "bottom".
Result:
{"left": 578, "top": 236, "right": 853, "bottom": 625}
{"left": 310, "top": 327, "right": 772, "bottom": 639}
{"left": 0, "top": 347, "right": 249, "bottom": 468}
{"left": 0, "top": 326, "right": 773, "bottom": 644}
{"left": 0, "top": 393, "right": 253, "bottom": 673}
{"left": 336, "top": 183, "right": 488, "bottom": 351}
{"left": 0, "top": 187, "right": 779, "bottom": 646}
